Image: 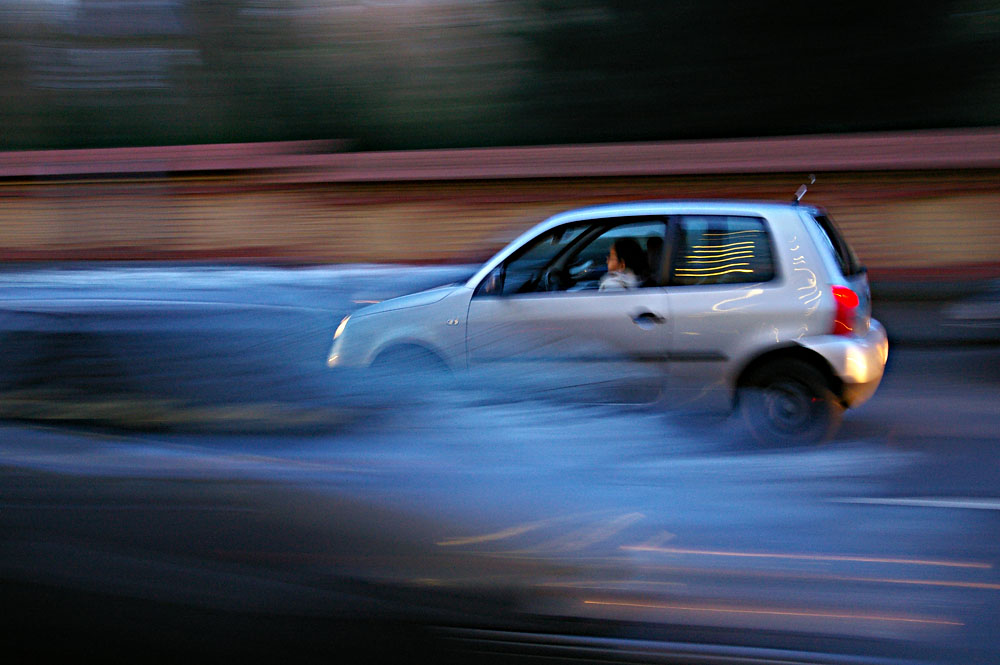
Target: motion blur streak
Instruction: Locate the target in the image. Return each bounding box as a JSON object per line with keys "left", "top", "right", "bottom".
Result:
{"left": 621, "top": 546, "right": 992, "bottom": 569}
{"left": 828, "top": 577, "right": 1000, "bottom": 591}
{"left": 541, "top": 580, "right": 687, "bottom": 590}
{"left": 531, "top": 513, "right": 647, "bottom": 553}
{"left": 437, "top": 520, "right": 551, "bottom": 546}
{"left": 836, "top": 497, "right": 1000, "bottom": 510}
{"left": 582, "top": 601, "right": 963, "bottom": 626}
{"left": 619, "top": 566, "right": 1000, "bottom": 592}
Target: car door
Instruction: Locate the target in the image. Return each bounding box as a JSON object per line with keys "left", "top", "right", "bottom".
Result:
{"left": 465, "top": 219, "right": 671, "bottom": 404}
{"left": 663, "top": 214, "right": 781, "bottom": 410}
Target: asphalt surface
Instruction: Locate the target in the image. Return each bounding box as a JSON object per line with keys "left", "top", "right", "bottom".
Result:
{"left": 0, "top": 264, "right": 998, "bottom": 664}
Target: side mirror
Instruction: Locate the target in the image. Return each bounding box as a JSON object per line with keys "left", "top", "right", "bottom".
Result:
{"left": 476, "top": 265, "right": 505, "bottom": 296}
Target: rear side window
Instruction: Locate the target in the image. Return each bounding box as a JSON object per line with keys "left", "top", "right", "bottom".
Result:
{"left": 812, "top": 214, "right": 863, "bottom": 276}
{"left": 670, "top": 216, "right": 775, "bottom": 286}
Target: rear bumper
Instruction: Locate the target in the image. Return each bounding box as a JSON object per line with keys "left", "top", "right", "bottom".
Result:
{"left": 799, "top": 319, "right": 889, "bottom": 408}
{"left": 842, "top": 376, "right": 883, "bottom": 408}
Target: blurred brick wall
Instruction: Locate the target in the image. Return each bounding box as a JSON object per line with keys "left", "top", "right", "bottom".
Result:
{"left": 1, "top": 131, "right": 999, "bottom": 282}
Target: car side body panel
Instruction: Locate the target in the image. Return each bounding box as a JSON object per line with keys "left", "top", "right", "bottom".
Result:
{"left": 466, "top": 287, "right": 671, "bottom": 403}
{"left": 328, "top": 286, "right": 472, "bottom": 369}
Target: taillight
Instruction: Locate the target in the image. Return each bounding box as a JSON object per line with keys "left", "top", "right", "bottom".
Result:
{"left": 831, "top": 285, "right": 860, "bottom": 336}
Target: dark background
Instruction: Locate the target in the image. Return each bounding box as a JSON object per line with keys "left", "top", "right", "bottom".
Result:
{"left": 2, "top": 1, "right": 999, "bottom": 151}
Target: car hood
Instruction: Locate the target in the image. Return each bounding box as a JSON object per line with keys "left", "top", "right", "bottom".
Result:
{"left": 353, "top": 283, "right": 463, "bottom": 318}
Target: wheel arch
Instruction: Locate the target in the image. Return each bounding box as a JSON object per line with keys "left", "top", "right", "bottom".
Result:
{"left": 371, "top": 340, "right": 451, "bottom": 371}
{"left": 734, "top": 344, "right": 845, "bottom": 407}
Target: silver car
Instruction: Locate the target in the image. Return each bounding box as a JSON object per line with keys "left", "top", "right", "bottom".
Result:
{"left": 327, "top": 200, "right": 888, "bottom": 444}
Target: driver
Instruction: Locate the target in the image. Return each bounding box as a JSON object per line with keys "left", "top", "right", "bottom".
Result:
{"left": 599, "top": 238, "right": 647, "bottom": 291}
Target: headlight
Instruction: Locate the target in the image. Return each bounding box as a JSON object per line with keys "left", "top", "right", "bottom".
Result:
{"left": 334, "top": 315, "right": 350, "bottom": 339}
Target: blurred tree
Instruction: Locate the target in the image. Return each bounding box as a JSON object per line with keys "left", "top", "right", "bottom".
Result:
{"left": 506, "top": 0, "right": 1000, "bottom": 143}
{"left": 0, "top": 0, "right": 998, "bottom": 150}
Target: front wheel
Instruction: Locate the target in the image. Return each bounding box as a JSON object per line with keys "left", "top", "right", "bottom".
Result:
{"left": 370, "top": 345, "right": 451, "bottom": 392}
{"left": 738, "top": 359, "right": 843, "bottom": 446}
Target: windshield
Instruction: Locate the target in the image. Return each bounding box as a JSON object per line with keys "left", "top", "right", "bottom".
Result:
{"left": 494, "top": 224, "right": 588, "bottom": 295}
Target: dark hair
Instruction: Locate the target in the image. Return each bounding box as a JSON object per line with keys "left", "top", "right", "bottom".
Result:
{"left": 613, "top": 237, "right": 648, "bottom": 275}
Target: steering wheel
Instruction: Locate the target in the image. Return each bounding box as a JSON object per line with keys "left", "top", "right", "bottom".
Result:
{"left": 541, "top": 268, "right": 565, "bottom": 292}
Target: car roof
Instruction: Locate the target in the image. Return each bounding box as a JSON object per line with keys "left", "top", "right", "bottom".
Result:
{"left": 544, "top": 199, "right": 822, "bottom": 226}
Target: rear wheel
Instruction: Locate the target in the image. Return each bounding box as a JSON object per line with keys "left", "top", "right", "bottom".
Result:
{"left": 738, "top": 358, "right": 843, "bottom": 446}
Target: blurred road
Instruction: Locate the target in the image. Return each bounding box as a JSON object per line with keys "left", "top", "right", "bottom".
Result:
{"left": 1, "top": 265, "right": 998, "bottom": 664}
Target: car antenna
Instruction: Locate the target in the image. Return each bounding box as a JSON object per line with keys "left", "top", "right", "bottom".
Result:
{"left": 793, "top": 174, "right": 816, "bottom": 204}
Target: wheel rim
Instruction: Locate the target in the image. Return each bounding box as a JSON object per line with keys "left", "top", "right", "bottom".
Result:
{"left": 762, "top": 379, "right": 815, "bottom": 432}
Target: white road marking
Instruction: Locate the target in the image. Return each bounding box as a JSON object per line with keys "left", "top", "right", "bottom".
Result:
{"left": 835, "top": 497, "right": 1000, "bottom": 511}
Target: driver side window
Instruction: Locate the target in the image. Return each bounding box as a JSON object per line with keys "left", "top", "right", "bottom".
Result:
{"left": 566, "top": 220, "right": 668, "bottom": 291}
{"left": 476, "top": 218, "right": 667, "bottom": 297}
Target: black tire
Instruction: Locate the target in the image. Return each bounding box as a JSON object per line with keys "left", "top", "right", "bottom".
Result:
{"left": 365, "top": 346, "right": 452, "bottom": 407}
{"left": 370, "top": 345, "right": 450, "bottom": 389}
{"left": 738, "top": 358, "right": 843, "bottom": 446}
{"left": 373, "top": 345, "right": 446, "bottom": 370}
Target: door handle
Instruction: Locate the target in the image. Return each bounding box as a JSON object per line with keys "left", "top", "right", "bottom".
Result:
{"left": 632, "top": 311, "right": 666, "bottom": 329}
